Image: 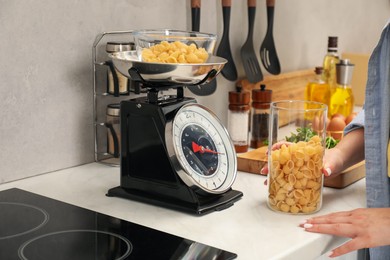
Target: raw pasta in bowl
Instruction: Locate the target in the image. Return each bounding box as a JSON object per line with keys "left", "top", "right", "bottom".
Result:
{"left": 133, "top": 29, "right": 217, "bottom": 64}
{"left": 141, "top": 41, "right": 209, "bottom": 64}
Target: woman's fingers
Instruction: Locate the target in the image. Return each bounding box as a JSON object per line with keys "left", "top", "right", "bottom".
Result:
{"left": 260, "top": 163, "right": 268, "bottom": 175}
{"left": 271, "top": 141, "right": 292, "bottom": 150}
{"left": 322, "top": 164, "right": 332, "bottom": 177}
{"left": 302, "top": 221, "right": 363, "bottom": 258}
{"left": 329, "top": 238, "right": 367, "bottom": 258}
{"left": 299, "top": 208, "right": 390, "bottom": 257}
{"left": 301, "top": 211, "right": 353, "bottom": 225}
{"left": 303, "top": 222, "right": 356, "bottom": 238}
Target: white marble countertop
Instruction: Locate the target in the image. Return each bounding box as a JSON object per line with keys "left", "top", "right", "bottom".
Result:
{"left": 0, "top": 163, "right": 366, "bottom": 259}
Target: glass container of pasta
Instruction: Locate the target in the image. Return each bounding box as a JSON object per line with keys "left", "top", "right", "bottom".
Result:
{"left": 267, "top": 100, "right": 328, "bottom": 214}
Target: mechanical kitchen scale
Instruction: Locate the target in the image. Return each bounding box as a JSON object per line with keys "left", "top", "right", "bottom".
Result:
{"left": 106, "top": 30, "right": 243, "bottom": 215}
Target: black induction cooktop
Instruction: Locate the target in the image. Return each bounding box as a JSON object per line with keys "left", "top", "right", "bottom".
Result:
{"left": 0, "top": 188, "right": 237, "bottom": 260}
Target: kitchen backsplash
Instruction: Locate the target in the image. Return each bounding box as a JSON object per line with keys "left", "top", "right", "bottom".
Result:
{"left": 0, "top": 0, "right": 388, "bottom": 183}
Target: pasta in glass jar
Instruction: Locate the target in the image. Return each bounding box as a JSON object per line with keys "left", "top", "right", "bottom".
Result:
{"left": 267, "top": 101, "right": 327, "bottom": 214}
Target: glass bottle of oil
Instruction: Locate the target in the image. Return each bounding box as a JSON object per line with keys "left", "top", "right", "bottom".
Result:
{"left": 323, "top": 36, "right": 340, "bottom": 94}
{"left": 305, "top": 67, "right": 330, "bottom": 110}
{"left": 329, "top": 59, "right": 355, "bottom": 117}
{"left": 304, "top": 67, "right": 330, "bottom": 120}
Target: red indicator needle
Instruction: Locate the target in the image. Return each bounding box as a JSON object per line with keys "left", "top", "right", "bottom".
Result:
{"left": 191, "top": 142, "right": 222, "bottom": 154}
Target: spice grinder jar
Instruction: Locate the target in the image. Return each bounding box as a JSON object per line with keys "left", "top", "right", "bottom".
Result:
{"left": 106, "top": 103, "right": 120, "bottom": 158}
{"left": 251, "top": 84, "right": 272, "bottom": 148}
{"left": 227, "top": 85, "right": 250, "bottom": 153}
{"left": 105, "top": 42, "right": 134, "bottom": 96}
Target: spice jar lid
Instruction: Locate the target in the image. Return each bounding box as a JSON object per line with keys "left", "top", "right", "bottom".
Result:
{"left": 106, "top": 42, "right": 135, "bottom": 53}
{"left": 229, "top": 86, "right": 250, "bottom": 105}
{"left": 106, "top": 103, "right": 120, "bottom": 116}
{"left": 252, "top": 84, "right": 272, "bottom": 103}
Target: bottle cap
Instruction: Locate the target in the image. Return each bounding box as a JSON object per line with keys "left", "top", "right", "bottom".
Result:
{"left": 328, "top": 36, "right": 338, "bottom": 48}
{"left": 229, "top": 85, "right": 250, "bottom": 105}
{"left": 314, "top": 67, "right": 324, "bottom": 75}
{"left": 106, "top": 42, "right": 135, "bottom": 53}
{"left": 106, "top": 103, "right": 120, "bottom": 116}
{"left": 252, "top": 84, "right": 272, "bottom": 103}
{"left": 336, "top": 59, "right": 355, "bottom": 86}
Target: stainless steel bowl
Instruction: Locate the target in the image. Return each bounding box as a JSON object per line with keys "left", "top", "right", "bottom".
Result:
{"left": 109, "top": 50, "right": 227, "bottom": 85}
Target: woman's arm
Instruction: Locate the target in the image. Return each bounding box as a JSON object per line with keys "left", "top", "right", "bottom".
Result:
{"left": 323, "top": 127, "right": 365, "bottom": 177}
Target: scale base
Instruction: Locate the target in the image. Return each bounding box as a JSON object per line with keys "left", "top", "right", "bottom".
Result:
{"left": 107, "top": 186, "right": 243, "bottom": 215}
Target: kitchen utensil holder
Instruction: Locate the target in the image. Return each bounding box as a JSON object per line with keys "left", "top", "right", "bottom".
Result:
{"left": 93, "top": 30, "right": 142, "bottom": 166}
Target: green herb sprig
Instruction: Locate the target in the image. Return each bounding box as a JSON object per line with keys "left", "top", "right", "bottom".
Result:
{"left": 325, "top": 136, "right": 339, "bottom": 149}
{"left": 285, "top": 127, "right": 316, "bottom": 143}
{"left": 285, "top": 127, "right": 339, "bottom": 149}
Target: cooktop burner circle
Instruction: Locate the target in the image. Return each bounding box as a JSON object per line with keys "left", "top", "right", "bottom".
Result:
{"left": 18, "top": 229, "right": 132, "bottom": 260}
{"left": 0, "top": 202, "right": 49, "bottom": 240}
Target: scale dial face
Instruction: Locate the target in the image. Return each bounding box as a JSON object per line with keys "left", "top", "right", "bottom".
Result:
{"left": 170, "top": 103, "right": 237, "bottom": 194}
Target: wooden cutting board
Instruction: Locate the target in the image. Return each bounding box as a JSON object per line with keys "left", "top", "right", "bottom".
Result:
{"left": 237, "top": 147, "right": 366, "bottom": 189}
{"left": 324, "top": 161, "right": 365, "bottom": 188}
{"left": 237, "top": 69, "right": 316, "bottom": 102}
{"left": 237, "top": 147, "right": 268, "bottom": 175}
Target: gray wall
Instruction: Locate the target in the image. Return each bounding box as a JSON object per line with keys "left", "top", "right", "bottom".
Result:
{"left": 1, "top": 0, "right": 389, "bottom": 183}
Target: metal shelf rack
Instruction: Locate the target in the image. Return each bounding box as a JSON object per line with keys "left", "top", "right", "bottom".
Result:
{"left": 92, "top": 30, "right": 137, "bottom": 166}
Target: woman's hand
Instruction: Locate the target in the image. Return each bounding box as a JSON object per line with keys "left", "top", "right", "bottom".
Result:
{"left": 323, "top": 128, "right": 365, "bottom": 177}
{"left": 321, "top": 147, "right": 345, "bottom": 177}
{"left": 260, "top": 141, "right": 292, "bottom": 176}
{"left": 299, "top": 208, "right": 390, "bottom": 257}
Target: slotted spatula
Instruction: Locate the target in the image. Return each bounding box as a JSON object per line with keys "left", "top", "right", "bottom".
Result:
{"left": 216, "top": 0, "right": 237, "bottom": 81}
{"left": 240, "top": 0, "right": 263, "bottom": 83}
{"left": 260, "top": 0, "right": 281, "bottom": 75}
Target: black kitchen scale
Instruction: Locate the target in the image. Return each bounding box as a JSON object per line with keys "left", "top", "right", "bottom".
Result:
{"left": 106, "top": 30, "right": 243, "bottom": 215}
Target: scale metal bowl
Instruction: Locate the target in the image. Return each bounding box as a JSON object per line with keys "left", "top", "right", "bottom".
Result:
{"left": 109, "top": 50, "right": 227, "bottom": 86}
